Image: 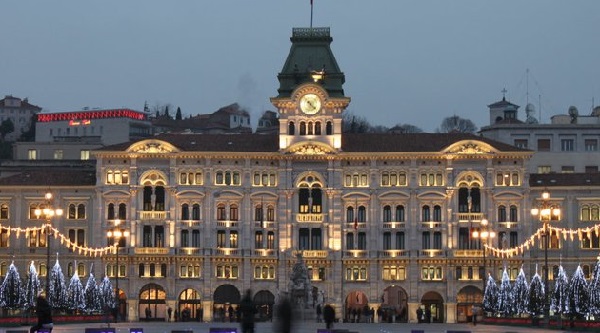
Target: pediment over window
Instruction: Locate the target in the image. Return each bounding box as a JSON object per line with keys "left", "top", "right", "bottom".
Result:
{"left": 443, "top": 140, "right": 496, "bottom": 155}
{"left": 127, "top": 140, "right": 180, "bottom": 154}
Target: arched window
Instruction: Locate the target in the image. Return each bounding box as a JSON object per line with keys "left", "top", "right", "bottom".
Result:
{"left": 300, "top": 122, "right": 306, "bottom": 135}
{"left": 107, "top": 203, "right": 115, "bottom": 220}
{"left": 509, "top": 205, "right": 518, "bottom": 222}
{"left": 288, "top": 121, "right": 295, "bottom": 135}
{"left": 498, "top": 205, "right": 507, "bottom": 222}
{"left": 357, "top": 206, "right": 366, "bottom": 222}
{"left": 217, "top": 204, "right": 226, "bottom": 220}
{"left": 395, "top": 205, "right": 405, "bottom": 222}
{"left": 326, "top": 121, "right": 332, "bottom": 135}
{"left": 181, "top": 204, "right": 190, "bottom": 220}
{"left": 118, "top": 203, "right": 127, "bottom": 220}
{"left": 307, "top": 122, "right": 313, "bottom": 135}
{"left": 191, "top": 204, "right": 200, "bottom": 220}
{"left": 346, "top": 206, "right": 355, "bottom": 223}
{"left": 230, "top": 204, "right": 239, "bottom": 221}
{"left": 433, "top": 205, "right": 442, "bottom": 222}
{"left": 267, "top": 205, "right": 275, "bottom": 221}
{"left": 383, "top": 205, "right": 392, "bottom": 222}
{"left": 315, "top": 121, "right": 322, "bottom": 135}
{"left": 422, "top": 205, "right": 431, "bottom": 222}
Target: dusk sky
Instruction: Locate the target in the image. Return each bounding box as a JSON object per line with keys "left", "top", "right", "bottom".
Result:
{"left": 1, "top": 0, "right": 599, "bottom": 132}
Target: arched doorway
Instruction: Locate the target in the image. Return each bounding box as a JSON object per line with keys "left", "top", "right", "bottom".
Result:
{"left": 139, "top": 283, "right": 166, "bottom": 321}
{"left": 344, "top": 290, "right": 369, "bottom": 323}
{"left": 456, "top": 285, "right": 482, "bottom": 323}
{"left": 253, "top": 290, "right": 275, "bottom": 321}
{"left": 213, "top": 284, "right": 241, "bottom": 322}
{"left": 420, "top": 291, "right": 444, "bottom": 323}
{"left": 381, "top": 285, "right": 408, "bottom": 323}
{"left": 178, "top": 288, "right": 202, "bottom": 322}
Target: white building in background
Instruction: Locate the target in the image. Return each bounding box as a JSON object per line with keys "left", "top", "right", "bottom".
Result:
{"left": 480, "top": 99, "right": 600, "bottom": 174}
{"left": 0, "top": 95, "right": 42, "bottom": 142}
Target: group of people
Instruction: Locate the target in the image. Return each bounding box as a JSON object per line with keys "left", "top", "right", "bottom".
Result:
{"left": 416, "top": 306, "right": 432, "bottom": 323}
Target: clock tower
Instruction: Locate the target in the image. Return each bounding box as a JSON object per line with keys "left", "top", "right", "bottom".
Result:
{"left": 271, "top": 27, "right": 350, "bottom": 153}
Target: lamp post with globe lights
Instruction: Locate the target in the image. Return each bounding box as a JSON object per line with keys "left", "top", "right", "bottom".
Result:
{"left": 107, "top": 219, "right": 129, "bottom": 322}
{"left": 531, "top": 191, "right": 561, "bottom": 324}
{"left": 34, "top": 192, "right": 63, "bottom": 296}
{"left": 472, "top": 218, "right": 496, "bottom": 296}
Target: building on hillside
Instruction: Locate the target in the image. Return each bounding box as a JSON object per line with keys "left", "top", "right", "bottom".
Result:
{"left": 12, "top": 108, "right": 152, "bottom": 160}
{"left": 0, "top": 95, "right": 42, "bottom": 142}
{"left": 151, "top": 103, "right": 252, "bottom": 134}
{"left": 480, "top": 98, "right": 600, "bottom": 174}
{"left": 0, "top": 27, "right": 598, "bottom": 326}
{"left": 256, "top": 110, "right": 279, "bottom": 134}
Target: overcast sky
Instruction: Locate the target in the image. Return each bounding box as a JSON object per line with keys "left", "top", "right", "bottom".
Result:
{"left": 1, "top": 0, "right": 599, "bottom": 132}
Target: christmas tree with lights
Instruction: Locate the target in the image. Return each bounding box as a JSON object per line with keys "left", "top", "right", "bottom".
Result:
{"left": 482, "top": 273, "right": 499, "bottom": 313}
{"left": 67, "top": 268, "right": 85, "bottom": 313}
{"left": 497, "top": 267, "right": 513, "bottom": 317}
{"left": 551, "top": 264, "right": 569, "bottom": 315}
{"left": 23, "top": 261, "right": 41, "bottom": 310}
{"left": 84, "top": 266, "right": 101, "bottom": 313}
{"left": 588, "top": 258, "right": 600, "bottom": 316}
{"left": 568, "top": 265, "right": 589, "bottom": 318}
{"left": 512, "top": 266, "right": 529, "bottom": 315}
{"left": 48, "top": 256, "right": 68, "bottom": 310}
{"left": 0, "top": 261, "right": 22, "bottom": 309}
{"left": 528, "top": 268, "right": 545, "bottom": 317}
{"left": 99, "top": 275, "right": 115, "bottom": 311}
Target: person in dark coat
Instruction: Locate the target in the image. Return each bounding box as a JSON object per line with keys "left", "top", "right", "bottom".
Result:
{"left": 416, "top": 307, "right": 423, "bottom": 323}
{"left": 275, "top": 295, "right": 294, "bottom": 333}
{"left": 323, "top": 304, "right": 335, "bottom": 329}
{"left": 30, "top": 295, "right": 53, "bottom": 333}
{"left": 239, "top": 289, "right": 257, "bottom": 333}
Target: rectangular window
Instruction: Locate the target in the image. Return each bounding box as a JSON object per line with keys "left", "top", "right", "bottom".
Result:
{"left": 514, "top": 139, "right": 528, "bottom": 149}
{"left": 537, "top": 139, "right": 551, "bottom": 151}
{"left": 54, "top": 150, "right": 63, "bottom": 160}
{"left": 537, "top": 166, "right": 551, "bottom": 174}
{"left": 80, "top": 150, "right": 90, "bottom": 160}
{"left": 585, "top": 166, "right": 598, "bottom": 173}
{"left": 28, "top": 149, "right": 37, "bottom": 160}
{"left": 561, "top": 166, "right": 575, "bottom": 173}
{"left": 585, "top": 139, "right": 598, "bottom": 151}
{"left": 561, "top": 139, "right": 574, "bottom": 151}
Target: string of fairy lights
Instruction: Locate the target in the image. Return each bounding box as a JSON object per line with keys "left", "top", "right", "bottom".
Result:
{"left": 0, "top": 223, "right": 116, "bottom": 257}
{"left": 485, "top": 223, "right": 600, "bottom": 258}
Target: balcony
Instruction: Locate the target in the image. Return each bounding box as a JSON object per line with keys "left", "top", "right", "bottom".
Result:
{"left": 134, "top": 247, "right": 170, "bottom": 255}
{"left": 292, "top": 250, "right": 328, "bottom": 258}
{"left": 419, "top": 249, "right": 444, "bottom": 257}
{"left": 177, "top": 248, "right": 202, "bottom": 255}
{"left": 296, "top": 213, "right": 324, "bottom": 223}
{"left": 253, "top": 249, "right": 277, "bottom": 257}
{"left": 254, "top": 221, "right": 275, "bottom": 229}
{"left": 382, "top": 222, "right": 406, "bottom": 229}
{"left": 179, "top": 220, "right": 202, "bottom": 227}
{"left": 421, "top": 221, "right": 442, "bottom": 229}
{"left": 215, "top": 248, "right": 241, "bottom": 256}
{"left": 456, "top": 212, "right": 484, "bottom": 222}
{"left": 139, "top": 211, "right": 169, "bottom": 220}
{"left": 216, "top": 220, "right": 239, "bottom": 228}
{"left": 343, "top": 250, "right": 368, "bottom": 258}
{"left": 453, "top": 249, "right": 483, "bottom": 257}
{"left": 378, "top": 250, "right": 409, "bottom": 258}
{"left": 345, "top": 222, "right": 366, "bottom": 230}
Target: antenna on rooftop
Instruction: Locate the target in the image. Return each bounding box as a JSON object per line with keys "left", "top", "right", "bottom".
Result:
{"left": 526, "top": 68, "right": 529, "bottom": 106}
{"left": 310, "top": 0, "right": 314, "bottom": 28}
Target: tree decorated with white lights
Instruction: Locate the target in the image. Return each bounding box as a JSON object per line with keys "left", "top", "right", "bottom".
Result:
{"left": 551, "top": 264, "right": 569, "bottom": 315}
{"left": 0, "top": 262, "right": 22, "bottom": 309}
{"left": 84, "top": 266, "right": 101, "bottom": 313}
{"left": 67, "top": 269, "right": 85, "bottom": 313}
{"left": 528, "top": 269, "right": 545, "bottom": 317}
{"left": 497, "top": 267, "right": 513, "bottom": 317}
{"left": 512, "top": 266, "right": 529, "bottom": 315}
{"left": 588, "top": 258, "right": 600, "bottom": 316}
{"left": 99, "top": 276, "right": 115, "bottom": 311}
{"left": 568, "top": 265, "right": 589, "bottom": 318}
{"left": 482, "top": 273, "right": 499, "bottom": 313}
{"left": 23, "top": 261, "right": 41, "bottom": 310}
{"left": 48, "top": 257, "right": 68, "bottom": 310}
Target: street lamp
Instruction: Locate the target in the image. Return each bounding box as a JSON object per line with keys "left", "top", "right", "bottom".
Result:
{"left": 34, "top": 192, "right": 63, "bottom": 296}
{"left": 472, "top": 218, "right": 496, "bottom": 296}
{"left": 531, "top": 191, "right": 561, "bottom": 324}
{"left": 107, "top": 219, "right": 129, "bottom": 323}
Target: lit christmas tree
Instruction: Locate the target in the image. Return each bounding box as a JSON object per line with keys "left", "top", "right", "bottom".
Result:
{"left": 497, "top": 267, "right": 513, "bottom": 317}
{"left": 23, "top": 261, "right": 41, "bottom": 310}
{"left": 84, "top": 266, "right": 101, "bottom": 313}
{"left": 551, "top": 264, "right": 569, "bottom": 315}
{"left": 588, "top": 258, "right": 600, "bottom": 316}
{"left": 528, "top": 269, "right": 545, "bottom": 317}
{"left": 67, "top": 268, "right": 85, "bottom": 313}
{"left": 48, "top": 256, "right": 68, "bottom": 310}
{"left": 0, "top": 261, "right": 22, "bottom": 309}
{"left": 512, "top": 266, "right": 529, "bottom": 315}
{"left": 482, "top": 273, "right": 499, "bottom": 313}
{"left": 99, "top": 275, "right": 115, "bottom": 311}
{"left": 568, "top": 265, "right": 589, "bottom": 318}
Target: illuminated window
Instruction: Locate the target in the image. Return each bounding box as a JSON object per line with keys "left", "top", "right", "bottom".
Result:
{"left": 0, "top": 204, "right": 9, "bottom": 219}
{"left": 345, "top": 266, "right": 368, "bottom": 281}
{"left": 106, "top": 170, "right": 129, "bottom": 185}
{"left": 581, "top": 204, "right": 600, "bottom": 221}
{"left": 179, "top": 264, "right": 201, "bottom": 278}
{"left": 495, "top": 171, "right": 520, "bottom": 186}
{"left": 382, "top": 265, "right": 406, "bottom": 281}
{"left": 80, "top": 150, "right": 90, "bottom": 160}
{"left": 381, "top": 171, "right": 407, "bottom": 187}
{"left": 178, "top": 171, "right": 203, "bottom": 185}
{"left": 216, "top": 265, "right": 238, "bottom": 279}
{"left": 67, "top": 203, "right": 86, "bottom": 219}
{"left": 28, "top": 149, "right": 37, "bottom": 160}
{"left": 421, "top": 266, "right": 443, "bottom": 280}
{"left": 215, "top": 171, "right": 241, "bottom": 186}
{"left": 253, "top": 265, "right": 276, "bottom": 280}
{"left": 419, "top": 172, "right": 443, "bottom": 186}
{"left": 253, "top": 171, "right": 277, "bottom": 186}
{"left": 344, "top": 172, "right": 369, "bottom": 187}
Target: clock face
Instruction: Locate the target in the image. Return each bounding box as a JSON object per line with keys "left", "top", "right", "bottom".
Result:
{"left": 300, "top": 94, "right": 321, "bottom": 114}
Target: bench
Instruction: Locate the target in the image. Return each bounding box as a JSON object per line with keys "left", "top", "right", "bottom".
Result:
{"left": 208, "top": 328, "right": 237, "bottom": 333}
{"left": 85, "top": 328, "right": 116, "bottom": 333}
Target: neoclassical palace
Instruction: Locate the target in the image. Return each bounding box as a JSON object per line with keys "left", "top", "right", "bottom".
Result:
{"left": 1, "top": 27, "right": 599, "bottom": 324}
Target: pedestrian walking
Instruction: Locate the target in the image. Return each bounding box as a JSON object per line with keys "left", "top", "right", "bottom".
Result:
{"left": 323, "top": 304, "right": 335, "bottom": 329}
{"left": 240, "top": 289, "right": 257, "bottom": 333}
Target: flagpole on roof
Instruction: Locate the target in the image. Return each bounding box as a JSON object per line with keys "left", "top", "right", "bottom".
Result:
{"left": 310, "top": 0, "right": 314, "bottom": 28}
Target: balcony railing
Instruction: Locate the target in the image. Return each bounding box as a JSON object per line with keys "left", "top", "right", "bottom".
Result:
{"left": 253, "top": 249, "right": 276, "bottom": 257}
{"left": 456, "top": 212, "right": 484, "bottom": 222}
{"left": 254, "top": 221, "right": 275, "bottom": 229}
{"left": 177, "top": 248, "right": 202, "bottom": 255}
{"left": 421, "top": 222, "right": 442, "bottom": 229}
{"left": 382, "top": 222, "right": 406, "bottom": 229}
{"left": 216, "top": 220, "right": 239, "bottom": 228}
{"left": 179, "top": 220, "right": 202, "bottom": 227}
{"left": 343, "top": 250, "right": 368, "bottom": 258}
{"left": 345, "top": 222, "right": 366, "bottom": 230}
{"left": 134, "top": 247, "right": 170, "bottom": 255}
{"left": 292, "top": 250, "right": 328, "bottom": 258}
{"left": 215, "top": 248, "right": 241, "bottom": 256}
{"left": 139, "top": 211, "right": 168, "bottom": 220}
{"left": 419, "top": 249, "right": 444, "bottom": 257}
{"left": 378, "top": 250, "right": 409, "bottom": 258}
{"left": 453, "top": 249, "right": 483, "bottom": 257}
{"left": 296, "top": 213, "right": 324, "bottom": 223}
